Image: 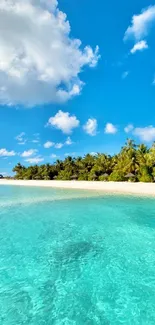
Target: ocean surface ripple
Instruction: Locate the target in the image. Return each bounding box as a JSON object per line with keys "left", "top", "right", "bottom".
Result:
{"left": 0, "top": 185, "right": 155, "bottom": 324}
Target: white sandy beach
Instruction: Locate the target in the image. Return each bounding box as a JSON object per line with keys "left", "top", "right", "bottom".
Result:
{"left": 0, "top": 179, "right": 155, "bottom": 196}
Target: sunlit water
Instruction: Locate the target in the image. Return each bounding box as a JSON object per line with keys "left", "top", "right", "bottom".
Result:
{"left": 0, "top": 185, "right": 155, "bottom": 324}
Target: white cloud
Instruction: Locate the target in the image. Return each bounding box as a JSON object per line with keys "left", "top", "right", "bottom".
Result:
{"left": 64, "top": 152, "right": 76, "bottom": 157}
{"left": 44, "top": 137, "right": 73, "bottom": 149}
{"left": 44, "top": 141, "right": 55, "bottom": 148}
{"left": 104, "top": 123, "right": 117, "bottom": 134}
{"left": 124, "top": 124, "right": 155, "bottom": 142}
{"left": 0, "top": 0, "right": 100, "bottom": 106}
{"left": 0, "top": 148, "right": 16, "bottom": 157}
{"left": 90, "top": 152, "right": 97, "bottom": 156}
{"left": 122, "top": 71, "right": 129, "bottom": 79}
{"left": 15, "top": 132, "right": 27, "bottom": 145}
{"left": 124, "top": 6, "right": 155, "bottom": 41}
{"left": 21, "top": 149, "right": 37, "bottom": 157}
{"left": 25, "top": 156, "right": 44, "bottom": 164}
{"left": 48, "top": 110, "right": 80, "bottom": 134}
{"left": 15, "top": 132, "right": 25, "bottom": 141}
{"left": 55, "top": 143, "right": 63, "bottom": 149}
{"left": 130, "top": 40, "right": 148, "bottom": 54}
{"left": 32, "top": 133, "right": 40, "bottom": 143}
{"left": 133, "top": 126, "right": 155, "bottom": 142}
{"left": 50, "top": 154, "right": 58, "bottom": 159}
{"left": 65, "top": 137, "right": 73, "bottom": 145}
{"left": 83, "top": 118, "right": 98, "bottom": 136}
{"left": 32, "top": 139, "right": 39, "bottom": 143}
{"left": 124, "top": 124, "right": 134, "bottom": 133}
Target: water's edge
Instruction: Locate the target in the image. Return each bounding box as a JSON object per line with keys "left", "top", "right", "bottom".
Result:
{"left": 1, "top": 180, "right": 155, "bottom": 197}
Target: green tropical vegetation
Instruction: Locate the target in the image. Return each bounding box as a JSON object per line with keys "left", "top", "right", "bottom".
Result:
{"left": 13, "top": 140, "right": 155, "bottom": 182}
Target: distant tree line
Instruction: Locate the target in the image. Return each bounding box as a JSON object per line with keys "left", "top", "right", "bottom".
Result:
{"left": 13, "top": 140, "right": 155, "bottom": 182}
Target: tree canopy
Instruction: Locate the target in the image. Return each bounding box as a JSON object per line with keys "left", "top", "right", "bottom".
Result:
{"left": 13, "top": 140, "right": 155, "bottom": 182}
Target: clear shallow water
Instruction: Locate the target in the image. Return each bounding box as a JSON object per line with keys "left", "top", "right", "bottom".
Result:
{"left": 0, "top": 186, "right": 155, "bottom": 324}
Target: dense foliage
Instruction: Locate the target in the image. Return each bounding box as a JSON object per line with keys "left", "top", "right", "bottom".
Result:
{"left": 13, "top": 140, "right": 155, "bottom": 182}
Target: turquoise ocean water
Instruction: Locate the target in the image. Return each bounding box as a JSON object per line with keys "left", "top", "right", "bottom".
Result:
{"left": 0, "top": 185, "right": 155, "bottom": 324}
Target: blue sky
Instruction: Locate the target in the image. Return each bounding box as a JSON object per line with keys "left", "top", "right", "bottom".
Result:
{"left": 1, "top": 0, "right": 155, "bottom": 175}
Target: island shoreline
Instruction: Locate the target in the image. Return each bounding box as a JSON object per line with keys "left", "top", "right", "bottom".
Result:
{"left": 1, "top": 180, "right": 155, "bottom": 197}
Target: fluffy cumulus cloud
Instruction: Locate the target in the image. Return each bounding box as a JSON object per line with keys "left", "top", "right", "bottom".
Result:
{"left": 0, "top": 0, "right": 100, "bottom": 106}
{"left": 133, "top": 126, "right": 155, "bottom": 142}
{"left": 20, "top": 149, "right": 37, "bottom": 157}
{"left": 0, "top": 148, "right": 16, "bottom": 156}
{"left": 47, "top": 110, "right": 80, "bottom": 134}
{"left": 130, "top": 40, "right": 148, "bottom": 54}
{"left": 44, "top": 141, "right": 54, "bottom": 148}
{"left": 124, "top": 124, "right": 134, "bottom": 133}
{"left": 25, "top": 156, "right": 44, "bottom": 164}
{"left": 124, "top": 124, "right": 155, "bottom": 142}
{"left": 124, "top": 5, "right": 155, "bottom": 41}
{"left": 104, "top": 123, "right": 117, "bottom": 134}
{"left": 83, "top": 118, "right": 98, "bottom": 136}
{"left": 54, "top": 143, "right": 63, "bottom": 149}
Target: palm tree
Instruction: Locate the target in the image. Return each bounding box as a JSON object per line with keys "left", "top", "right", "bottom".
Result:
{"left": 136, "top": 144, "right": 148, "bottom": 167}
{"left": 12, "top": 139, "right": 155, "bottom": 182}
